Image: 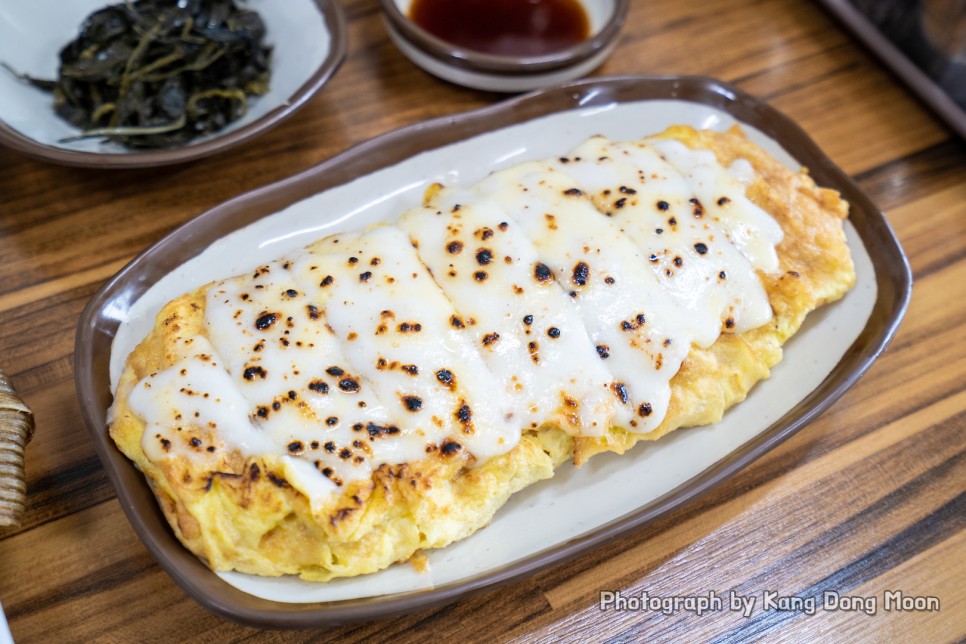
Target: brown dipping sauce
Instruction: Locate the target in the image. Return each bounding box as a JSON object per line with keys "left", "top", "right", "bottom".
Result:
{"left": 409, "top": 0, "right": 591, "bottom": 57}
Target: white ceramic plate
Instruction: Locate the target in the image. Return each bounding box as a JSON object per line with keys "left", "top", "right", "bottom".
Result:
{"left": 112, "top": 100, "right": 875, "bottom": 603}
{"left": 77, "top": 77, "right": 910, "bottom": 626}
{"left": 0, "top": 602, "right": 12, "bottom": 644}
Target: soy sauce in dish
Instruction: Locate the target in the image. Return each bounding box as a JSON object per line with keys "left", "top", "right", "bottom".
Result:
{"left": 409, "top": 0, "right": 591, "bottom": 57}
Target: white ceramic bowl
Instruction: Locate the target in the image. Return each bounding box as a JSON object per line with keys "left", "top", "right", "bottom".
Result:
{"left": 0, "top": 0, "right": 347, "bottom": 168}
{"left": 380, "top": 0, "right": 628, "bottom": 92}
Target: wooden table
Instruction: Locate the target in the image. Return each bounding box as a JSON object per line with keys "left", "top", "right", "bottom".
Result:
{"left": 1, "top": 0, "right": 964, "bottom": 640}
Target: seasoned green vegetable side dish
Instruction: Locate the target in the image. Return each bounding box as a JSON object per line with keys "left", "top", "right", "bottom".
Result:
{"left": 13, "top": 0, "right": 272, "bottom": 149}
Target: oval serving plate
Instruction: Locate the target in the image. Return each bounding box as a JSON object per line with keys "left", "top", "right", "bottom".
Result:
{"left": 0, "top": 0, "right": 347, "bottom": 169}
{"left": 75, "top": 76, "right": 911, "bottom": 627}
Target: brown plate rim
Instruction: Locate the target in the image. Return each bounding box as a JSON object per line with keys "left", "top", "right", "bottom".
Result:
{"left": 0, "top": 0, "right": 348, "bottom": 169}
{"left": 74, "top": 74, "right": 912, "bottom": 628}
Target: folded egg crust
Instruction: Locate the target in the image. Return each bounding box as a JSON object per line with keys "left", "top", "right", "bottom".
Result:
{"left": 109, "top": 125, "right": 855, "bottom": 581}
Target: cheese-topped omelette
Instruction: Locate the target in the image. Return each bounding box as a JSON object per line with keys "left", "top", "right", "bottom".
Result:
{"left": 108, "top": 126, "right": 855, "bottom": 581}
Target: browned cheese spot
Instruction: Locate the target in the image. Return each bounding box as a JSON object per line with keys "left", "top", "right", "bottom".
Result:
{"left": 255, "top": 312, "right": 278, "bottom": 330}
{"left": 611, "top": 382, "right": 629, "bottom": 404}
{"left": 572, "top": 261, "right": 589, "bottom": 286}
{"left": 534, "top": 262, "right": 553, "bottom": 283}
{"left": 436, "top": 369, "right": 455, "bottom": 388}
{"left": 402, "top": 395, "right": 423, "bottom": 412}
{"left": 440, "top": 440, "right": 462, "bottom": 455}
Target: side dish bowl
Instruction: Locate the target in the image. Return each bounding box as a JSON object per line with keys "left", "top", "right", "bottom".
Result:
{"left": 0, "top": 0, "right": 347, "bottom": 168}
{"left": 380, "top": 0, "right": 628, "bottom": 92}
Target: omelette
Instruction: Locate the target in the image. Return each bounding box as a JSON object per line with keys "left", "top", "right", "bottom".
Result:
{"left": 108, "top": 126, "right": 855, "bottom": 581}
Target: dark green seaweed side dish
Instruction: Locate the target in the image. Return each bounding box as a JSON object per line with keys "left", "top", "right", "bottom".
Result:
{"left": 10, "top": 0, "right": 272, "bottom": 149}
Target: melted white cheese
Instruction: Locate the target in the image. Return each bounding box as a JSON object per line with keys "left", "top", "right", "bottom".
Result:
{"left": 296, "top": 226, "right": 520, "bottom": 464}
{"left": 202, "top": 259, "right": 404, "bottom": 506}
{"left": 646, "top": 138, "right": 784, "bottom": 272}
{"left": 399, "top": 201, "right": 616, "bottom": 435}
{"left": 125, "top": 134, "right": 786, "bottom": 503}
{"left": 128, "top": 336, "right": 276, "bottom": 465}
{"left": 461, "top": 161, "right": 693, "bottom": 432}
{"left": 555, "top": 137, "right": 775, "bottom": 346}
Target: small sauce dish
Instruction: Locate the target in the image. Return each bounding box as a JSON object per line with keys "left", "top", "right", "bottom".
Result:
{"left": 380, "top": 0, "right": 628, "bottom": 92}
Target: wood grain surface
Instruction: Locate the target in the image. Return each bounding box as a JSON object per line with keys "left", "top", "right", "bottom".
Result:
{"left": 1, "top": 0, "right": 964, "bottom": 641}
